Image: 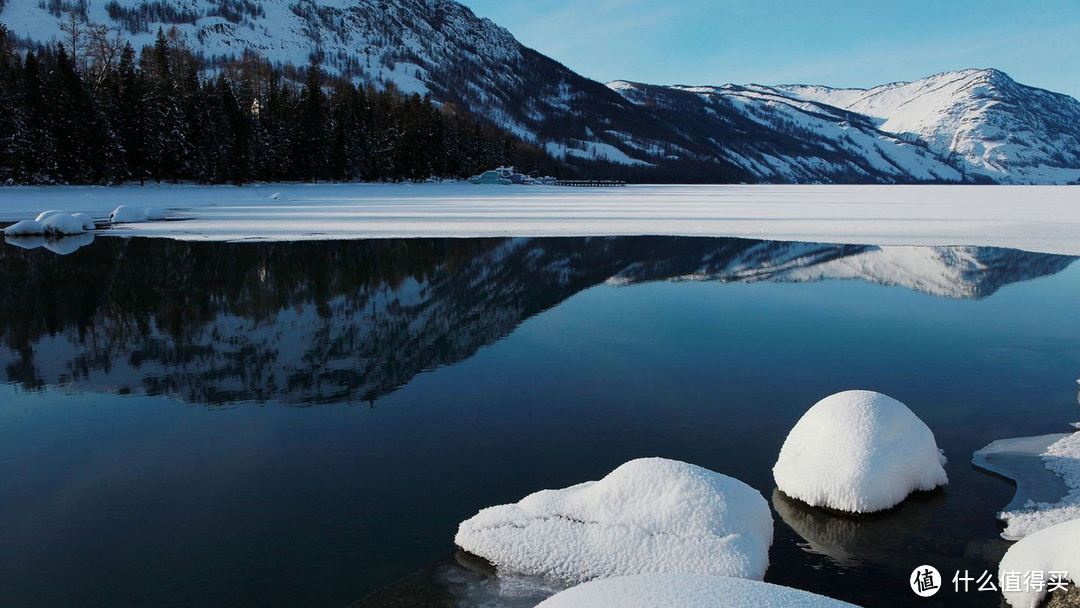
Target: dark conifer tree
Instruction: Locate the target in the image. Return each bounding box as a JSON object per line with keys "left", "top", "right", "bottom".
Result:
{"left": 19, "top": 50, "right": 56, "bottom": 181}
{"left": 112, "top": 43, "right": 147, "bottom": 183}
{"left": 294, "top": 61, "right": 327, "bottom": 182}
{"left": 0, "top": 23, "right": 21, "bottom": 183}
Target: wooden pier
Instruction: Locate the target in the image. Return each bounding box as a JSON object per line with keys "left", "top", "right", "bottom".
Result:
{"left": 551, "top": 179, "right": 627, "bottom": 187}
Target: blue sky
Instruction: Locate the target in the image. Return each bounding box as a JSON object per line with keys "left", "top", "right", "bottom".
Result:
{"left": 459, "top": 0, "right": 1080, "bottom": 98}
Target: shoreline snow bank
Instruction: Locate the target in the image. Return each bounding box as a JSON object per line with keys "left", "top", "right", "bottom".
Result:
{"left": 974, "top": 430, "right": 1080, "bottom": 539}
{"left": 999, "top": 517, "right": 1080, "bottom": 608}
{"left": 1, "top": 184, "right": 1079, "bottom": 255}
{"left": 534, "top": 573, "right": 858, "bottom": 608}
{"left": 773, "top": 390, "right": 948, "bottom": 513}
{"left": 454, "top": 458, "right": 773, "bottom": 583}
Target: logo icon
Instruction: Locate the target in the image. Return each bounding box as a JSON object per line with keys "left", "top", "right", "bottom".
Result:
{"left": 911, "top": 565, "right": 942, "bottom": 597}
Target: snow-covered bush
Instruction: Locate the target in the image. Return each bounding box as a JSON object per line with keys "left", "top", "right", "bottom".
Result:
{"left": 773, "top": 390, "right": 947, "bottom": 513}
{"left": 455, "top": 458, "right": 773, "bottom": 583}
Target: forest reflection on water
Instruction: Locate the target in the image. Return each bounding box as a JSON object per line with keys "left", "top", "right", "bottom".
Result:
{"left": 1, "top": 235, "right": 1075, "bottom": 406}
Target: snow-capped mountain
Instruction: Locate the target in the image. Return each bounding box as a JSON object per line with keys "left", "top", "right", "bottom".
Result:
{"left": 4, "top": 1, "right": 1080, "bottom": 183}
{"left": 610, "top": 69, "right": 1080, "bottom": 184}
{"left": 1, "top": 236, "right": 1073, "bottom": 405}
{"left": 608, "top": 80, "right": 964, "bottom": 184}
{"left": 775, "top": 69, "right": 1080, "bottom": 184}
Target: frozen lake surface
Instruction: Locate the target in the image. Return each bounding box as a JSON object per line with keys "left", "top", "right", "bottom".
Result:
{"left": 0, "top": 234, "right": 1078, "bottom": 608}
{"left": 2, "top": 183, "right": 1080, "bottom": 254}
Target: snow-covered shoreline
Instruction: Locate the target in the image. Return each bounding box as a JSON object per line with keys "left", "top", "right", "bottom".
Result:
{"left": 2, "top": 183, "right": 1080, "bottom": 255}
{"left": 974, "top": 429, "right": 1080, "bottom": 540}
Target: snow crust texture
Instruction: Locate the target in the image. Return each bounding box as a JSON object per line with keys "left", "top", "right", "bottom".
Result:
{"left": 454, "top": 458, "right": 773, "bottom": 583}
{"left": 534, "top": 573, "right": 858, "bottom": 608}
{"left": 773, "top": 390, "right": 947, "bottom": 513}
{"left": 999, "top": 517, "right": 1080, "bottom": 608}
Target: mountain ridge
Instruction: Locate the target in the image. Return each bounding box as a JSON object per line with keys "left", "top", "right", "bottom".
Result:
{"left": 3, "top": 0, "right": 1079, "bottom": 183}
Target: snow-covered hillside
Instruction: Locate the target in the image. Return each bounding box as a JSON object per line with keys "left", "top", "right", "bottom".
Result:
{"left": 771, "top": 69, "right": 1080, "bottom": 184}
{"left": 609, "top": 80, "right": 963, "bottom": 183}
{"left": 610, "top": 70, "right": 1080, "bottom": 184}
{"left": 0, "top": 0, "right": 707, "bottom": 172}
{"left": 4, "top": 1, "right": 1080, "bottom": 183}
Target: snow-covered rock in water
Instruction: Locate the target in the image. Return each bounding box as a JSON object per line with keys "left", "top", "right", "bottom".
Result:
{"left": 773, "top": 390, "right": 947, "bottom": 513}
{"left": 71, "top": 213, "right": 96, "bottom": 230}
{"left": 110, "top": 206, "right": 165, "bottom": 224}
{"left": 110, "top": 206, "right": 145, "bottom": 224}
{"left": 999, "top": 517, "right": 1080, "bottom": 608}
{"left": 535, "top": 574, "right": 857, "bottom": 608}
{"left": 40, "top": 213, "right": 86, "bottom": 235}
{"left": 269, "top": 192, "right": 281, "bottom": 200}
{"left": 455, "top": 458, "right": 773, "bottom": 583}
{"left": 3, "top": 219, "right": 46, "bottom": 236}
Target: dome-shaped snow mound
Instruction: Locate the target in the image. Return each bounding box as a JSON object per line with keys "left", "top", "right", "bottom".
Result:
{"left": 999, "top": 517, "right": 1080, "bottom": 608}
{"left": 455, "top": 458, "right": 773, "bottom": 583}
{"left": 535, "top": 573, "right": 858, "bottom": 608}
{"left": 773, "top": 390, "right": 947, "bottom": 513}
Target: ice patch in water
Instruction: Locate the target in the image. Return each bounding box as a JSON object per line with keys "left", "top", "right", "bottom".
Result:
{"left": 974, "top": 429, "right": 1080, "bottom": 539}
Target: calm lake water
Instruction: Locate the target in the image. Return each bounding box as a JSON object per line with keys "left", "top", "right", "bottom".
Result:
{"left": 1, "top": 235, "right": 1078, "bottom": 608}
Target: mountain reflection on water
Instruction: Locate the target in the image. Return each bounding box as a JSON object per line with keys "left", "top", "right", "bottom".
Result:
{"left": 0, "top": 236, "right": 1074, "bottom": 405}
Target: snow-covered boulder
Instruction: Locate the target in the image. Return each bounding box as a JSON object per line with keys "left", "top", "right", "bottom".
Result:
{"left": 455, "top": 458, "right": 773, "bottom": 583}
{"left": 3, "top": 219, "right": 46, "bottom": 236}
{"left": 110, "top": 205, "right": 146, "bottom": 223}
{"left": 40, "top": 213, "right": 86, "bottom": 235}
{"left": 773, "top": 390, "right": 947, "bottom": 513}
{"left": 110, "top": 205, "right": 165, "bottom": 224}
{"left": 999, "top": 517, "right": 1080, "bottom": 608}
{"left": 535, "top": 574, "right": 857, "bottom": 608}
{"left": 71, "top": 213, "right": 96, "bottom": 230}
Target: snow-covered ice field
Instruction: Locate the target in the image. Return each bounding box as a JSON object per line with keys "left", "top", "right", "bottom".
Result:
{"left": 2, "top": 183, "right": 1079, "bottom": 254}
